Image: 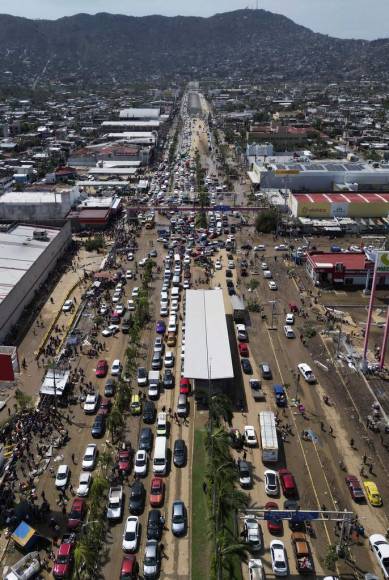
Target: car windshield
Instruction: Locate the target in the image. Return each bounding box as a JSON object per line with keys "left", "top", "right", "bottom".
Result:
{"left": 275, "top": 561, "right": 285, "bottom": 568}
{"left": 56, "top": 555, "right": 69, "bottom": 564}
{"left": 125, "top": 531, "right": 136, "bottom": 540}
{"left": 144, "top": 556, "right": 155, "bottom": 566}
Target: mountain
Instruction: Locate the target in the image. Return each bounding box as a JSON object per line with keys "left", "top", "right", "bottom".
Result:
{"left": 0, "top": 9, "right": 388, "bottom": 85}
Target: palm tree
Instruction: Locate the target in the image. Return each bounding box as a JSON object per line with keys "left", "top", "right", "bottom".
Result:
{"left": 98, "top": 451, "right": 114, "bottom": 478}
{"left": 212, "top": 530, "right": 248, "bottom": 580}
{"left": 116, "top": 380, "right": 131, "bottom": 413}
{"left": 106, "top": 405, "right": 124, "bottom": 443}
{"left": 74, "top": 539, "right": 96, "bottom": 579}
{"left": 205, "top": 427, "right": 232, "bottom": 464}
{"left": 209, "top": 394, "right": 233, "bottom": 427}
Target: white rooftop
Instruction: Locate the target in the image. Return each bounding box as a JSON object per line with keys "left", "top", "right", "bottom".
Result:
{"left": 101, "top": 120, "right": 160, "bottom": 128}
{"left": 88, "top": 167, "right": 137, "bottom": 176}
{"left": 119, "top": 108, "right": 160, "bottom": 120}
{"left": 0, "top": 225, "right": 60, "bottom": 304}
{"left": 184, "top": 289, "right": 234, "bottom": 380}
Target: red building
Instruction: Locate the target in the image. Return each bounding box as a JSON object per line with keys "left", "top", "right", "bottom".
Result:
{"left": 305, "top": 252, "right": 384, "bottom": 287}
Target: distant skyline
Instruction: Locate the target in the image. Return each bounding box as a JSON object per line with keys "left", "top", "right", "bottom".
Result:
{"left": 0, "top": 0, "right": 387, "bottom": 40}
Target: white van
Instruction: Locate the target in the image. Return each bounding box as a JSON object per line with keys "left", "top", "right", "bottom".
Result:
{"left": 152, "top": 436, "right": 167, "bottom": 475}
{"left": 284, "top": 326, "right": 295, "bottom": 339}
{"left": 263, "top": 270, "right": 272, "bottom": 279}
{"left": 160, "top": 291, "right": 169, "bottom": 302}
{"left": 171, "top": 287, "right": 180, "bottom": 300}
{"left": 172, "top": 275, "right": 180, "bottom": 287}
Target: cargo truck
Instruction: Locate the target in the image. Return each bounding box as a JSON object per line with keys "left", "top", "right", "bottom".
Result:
{"left": 258, "top": 411, "right": 278, "bottom": 463}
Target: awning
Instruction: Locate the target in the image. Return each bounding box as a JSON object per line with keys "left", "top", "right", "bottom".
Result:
{"left": 247, "top": 171, "right": 260, "bottom": 184}
{"left": 11, "top": 521, "right": 37, "bottom": 548}
{"left": 40, "top": 369, "right": 70, "bottom": 396}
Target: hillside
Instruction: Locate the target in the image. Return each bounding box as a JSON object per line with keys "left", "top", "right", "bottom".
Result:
{"left": 0, "top": 9, "right": 388, "bottom": 85}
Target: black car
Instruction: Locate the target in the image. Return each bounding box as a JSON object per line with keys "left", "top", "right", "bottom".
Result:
{"left": 284, "top": 499, "right": 304, "bottom": 531}
{"left": 226, "top": 279, "right": 234, "bottom": 288}
{"left": 147, "top": 509, "right": 164, "bottom": 541}
{"left": 143, "top": 401, "right": 156, "bottom": 424}
{"left": 228, "top": 287, "right": 236, "bottom": 296}
{"left": 91, "top": 414, "right": 105, "bottom": 438}
{"left": 225, "top": 269, "right": 233, "bottom": 278}
{"left": 137, "top": 367, "right": 148, "bottom": 386}
{"left": 173, "top": 439, "right": 187, "bottom": 468}
{"left": 104, "top": 379, "right": 115, "bottom": 397}
{"left": 129, "top": 480, "right": 146, "bottom": 515}
{"left": 163, "top": 369, "right": 175, "bottom": 389}
{"left": 139, "top": 427, "right": 153, "bottom": 453}
{"left": 151, "top": 351, "right": 162, "bottom": 371}
{"left": 241, "top": 358, "right": 253, "bottom": 375}
{"left": 241, "top": 243, "right": 252, "bottom": 250}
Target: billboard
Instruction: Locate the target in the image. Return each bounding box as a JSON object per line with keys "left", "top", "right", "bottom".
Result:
{"left": 375, "top": 251, "right": 389, "bottom": 273}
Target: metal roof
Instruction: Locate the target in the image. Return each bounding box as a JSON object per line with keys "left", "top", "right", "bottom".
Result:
{"left": 183, "top": 289, "right": 234, "bottom": 380}
{"left": 0, "top": 225, "right": 60, "bottom": 304}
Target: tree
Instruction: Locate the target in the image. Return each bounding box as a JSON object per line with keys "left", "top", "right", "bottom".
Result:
{"left": 255, "top": 209, "right": 279, "bottom": 233}
{"left": 205, "top": 427, "right": 232, "bottom": 464}
{"left": 84, "top": 236, "right": 104, "bottom": 252}
{"left": 15, "top": 388, "right": 33, "bottom": 410}
{"left": 106, "top": 405, "right": 124, "bottom": 443}
{"left": 211, "top": 530, "right": 248, "bottom": 580}
{"left": 208, "top": 394, "right": 233, "bottom": 427}
{"left": 98, "top": 450, "right": 114, "bottom": 477}
{"left": 74, "top": 539, "right": 96, "bottom": 579}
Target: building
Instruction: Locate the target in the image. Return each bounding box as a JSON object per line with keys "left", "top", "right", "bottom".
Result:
{"left": 255, "top": 160, "right": 389, "bottom": 192}
{"left": 290, "top": 192, "right": 389, "bottom": 219}
{"left": 0, "top": 187, "right": 81, "bottom": 222}
{"left": 67, "top": 196, "right": 121, "bottom": 230}
{"left": 119, "top": 108, "right": 160, "bottom": 120}
{"left": 0, "top": 223, "right": 72, "bottom": 342}
{"left": 184, "top": 289, "right": 234, "bottom": 399}
{"left": 305, "top": 251, "right": 389, "bottom": 287}
{"left": 68, "top": 142, "right": 151, "bottom": 166}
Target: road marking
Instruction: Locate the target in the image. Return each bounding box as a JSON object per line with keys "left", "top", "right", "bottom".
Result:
{"left": 265, "top": 328, "right": 333, "bottom": 545}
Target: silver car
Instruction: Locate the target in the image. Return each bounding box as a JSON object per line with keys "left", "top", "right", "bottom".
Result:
{"left": 143, "top": 539, "right": 160, "bottom": 579}
{"left": 171, "top": 500, "right": 187, "bottom": 536}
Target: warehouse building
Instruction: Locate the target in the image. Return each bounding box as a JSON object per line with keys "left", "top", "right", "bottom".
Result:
{"left": 0, "top": 223, "right": 72, "bottom": 342}
{"left": 254, "top": 160, "right": 389, "bottom": 192}
{"left": 290, "top": 192, "right": 389, "bottom": 219}
{"left": 0, "top": 187, "right": 81, "bottom": 222}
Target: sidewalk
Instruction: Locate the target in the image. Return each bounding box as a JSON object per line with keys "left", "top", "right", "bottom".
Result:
{"left": 0, "top": 250, "right": 102, "bottom": 420}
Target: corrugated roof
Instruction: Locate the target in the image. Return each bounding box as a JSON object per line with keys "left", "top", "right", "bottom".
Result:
{"left": 184, "top": 289, "right": 234, "bottom": 380}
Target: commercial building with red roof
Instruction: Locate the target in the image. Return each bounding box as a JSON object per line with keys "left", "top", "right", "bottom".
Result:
{"left": 306, "top": 251, "right": 389, "bottom": 287}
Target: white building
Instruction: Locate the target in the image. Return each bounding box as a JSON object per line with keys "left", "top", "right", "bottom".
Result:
{"left": 0, "top": 187, "right": 81, "bottom": 221}
{"left": 0, "top": 223, "right": 72, "bottom": 343}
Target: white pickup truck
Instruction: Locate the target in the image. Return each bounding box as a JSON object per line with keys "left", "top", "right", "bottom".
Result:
{"left": 107, "top": 485, "right": 123, "bottom": 521}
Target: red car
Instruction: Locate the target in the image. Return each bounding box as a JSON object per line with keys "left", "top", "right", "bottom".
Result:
{"left": 278, "top": 468, "right": 297, "bottom": 498}
{"left": 150, "top": 477, "right": 165, "bottom": 507}
{"left": 265, "top": 501, "right": 283, "bottom": 535}
{"left": 95, "top": 359, "right": 108, "bottom": 378}
{"left": 53, "top": 534, "right": 75, "bottom": 578}
{"left": 120, "top": 555, "right": 139, "bottom": 579}
{"left": 180, "top": 377, "right": 191, "bottom": 395}
{"left": 238, "top": 343, "right": 249, "bottom": 357}
{"left": 118, "top": 449, "right": 131, "bottom": 475}
{"left": 67, "top": 498, "right": 86, "bottom": 530}
{"left": 98, "top": 397, "right": 111, "bottom": 416}
{"left": 345, "top": 475, "right": 365, "bottom": 502}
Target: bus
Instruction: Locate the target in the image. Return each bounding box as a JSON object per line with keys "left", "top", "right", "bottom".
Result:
{"left": 258, "top": 411, "right": 278, "bottom": 463}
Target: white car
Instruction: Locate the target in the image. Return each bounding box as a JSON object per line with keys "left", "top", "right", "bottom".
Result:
{"left": 297, "top": 363, "right": 316, "bottom": 384}
{"left": 164, "top": 352, "right": 175, "bottom": 368}
{"left": 111, "top": 359, "right": 122, "bottom": 376}
{"left": 270, "top": 540, "right": 288, "bottom": 576}
{"left": 264, "top": 470, "right": 279, "bottom": 496}
{"left": 284, "top": 326, "right": 295, "bottom": 339}
{"left": 263, "top": 270, "right": 272, "bottom": 278}
{"left": 244, "top": 426, "right": 257, "bottom": 447}
{"left": 183, "top": 280, "right": 190, "bottom": 289}
{"left": 254, "top": 245, "right": 266, "bottom": 251}
{"left": 82, "top": 444, "right": 97, "bottom": 470}
{"left": 268, "top": 281, "right": 278, "bottom": 290}
{"left": 285, "top": 313, "right": 294, "bottom": 325}
{"left": 132, "top": 287, "right": 140, "bottom": 298}
{"left": 248, "top": 559, "right": 265, "bottom": 580}
{"left": 62, "top": 300, "right": 73, "bottom": 312}
{"left": 168, "top": 321, "right": 177, "bottom": 333}
{"left": 126, "top": 269, "right": 133, "bottom": 279}
{"left": 127, "top": 253, "right": 134, "bottom": 261}
{"left": 77, "top": 472, "right": 92, "bottom": 497}
{"left": 127, "top": 299, "right": 135, "bottom": 311}
{"left": 244, "top": 517, "right": 262, "bottom": 552}
{"left": 148, "top": 382, "right": 159, "bottom": 399}
{"left": 369, "top": 534, "right": 389, "bottom": 579}
{"left": 122, "top": 516, "right": 140, "bottom": 552}
{"left": 112, "top": 291, "right": 122, "bottom": 303}
{"left": 102, "top": 325, "right": 120, "bottom": 337}
{"left": 260, "top": 262, "right": 268, "bottom": 270}
{"left": 83, "top": 393, "right": 99, "bottom": 414}
{"left": 170, "top": 299, "right": 179, "bottom": 312}
{"left": 134, "top": 450, "right": 148, "bottom": 477}
{"left": 160, "top": 306, "right": 169, "bottom": 317}
{"left": 115, "top": 304, "right": 125, "bottom": 316}
{"left": 55, "top": 464, "right": 69, "bottom": 489}
{"left": 215, "top": 261, "right": 222, "bottom": 270}
{"left": 99, "top": 303, "right": 109, "bottom": 315}
{"left": 228, "top": 260, "right": 235, "bottom": 269}
{"left": 275, "top": 244, "right": 288, "bottom": 251}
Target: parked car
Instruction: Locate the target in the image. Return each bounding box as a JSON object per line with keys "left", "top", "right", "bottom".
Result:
{"left": 139, "top": 427, "right": 153, "bottom": 453}
{"left": 91, "top": 414, "right": 105, "bottom": 438}
{"left": 179, "top": 377, "right": 191, "bottom": 394}
{"left": 238, "top": 459, "right": 252, "bottom": 488}
{"left": 297, "top": 363, "right": 316, "bottom": 384}
{"left": 111, "top": 359, "right": 122, "bottom": 376}
{"left": 345, "top": 475, "right": 365, "bottom": 502}
{"left": 260, "top": 362, "right": 272, "bottom": 379}
{"left": 143, "top": 401, "right": 156, "bottom": 424}
{"left": 163, "top": 369, "right": 175, "bottom": 389}
{"left": 264, "top": 470, "right": 279, "bottom": 496}
{"left": 95, "top": 359, "right": 108, "bottom": 378}
{"left": 270, "top": 540, "right": 288, "bottom": 576}
{"left": 104, "top": 379, "right": 115, "bottom": 397}
{"left": 83, "top": 393, "right": 99, "bottom": 414}
{"left": 137, "top": 367, "right": 148, "bottom": 386}
{"left": 55, "top": 464, "right": 70, "bottom": 489}
{"left": 150, "top": 477, "right": 165, "bottom": 507}
{"left": 120, "top": 555, "right": 139, "bottom": 580}
{"left": 243, "top": 517, "right": 262, "bottom": 552}
{"left": 129, "top": 480, "right": 146, "bottom": 515}
{"left": 369, "top": 534, "right": 389, "bottom": 579}
{"left": 363, "top": 480, "right": 382, "bottom": 506}
{"left": 171, "top": 500, "right": 187, "bottom": 536}
{"left": 279, "top": 468, "right": 298, "bottom": 498}
{"left": 143, "top": 540, "right": 160, "bottom": 579}
{"left": 122, "top": 516, "right": 140, "bottom": 553}
{"left": 53, "top": 534, "right": 75, "bottom": 578}
{"left": 76, "top": 472, "right": 92, "bottom": 497}
{"left": 238, "top": 343, "right": 249, "bottom": 357}
{"left": 241, "top": 358, "right": 253, "bottom": 374}
{"left": 265, "top": 502, "right": 283, "bottom": 535}
{"left": 117, "top": 448, "right": 131, "bottom": 475}
{"left": 134, "top": 450, "right": 148, "bottom": 477}
{"left": 146, "top": 509, "right": 164, "bottom": 541}
{"left": 244, "top": 426, "right": 257, "bottom": 447}
{"left": 173, "top": 439, "right": 187, "bottom": 468}
{"left": 82, "top": 444, "right": 97, "bottom": 470}
{"left": 67, "top": 498, "right": 85, "bottom": 530}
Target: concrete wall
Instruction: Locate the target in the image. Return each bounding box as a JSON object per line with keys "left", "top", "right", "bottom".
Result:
{"left": 0, "top": 222, "right": 72, "bottom": 342}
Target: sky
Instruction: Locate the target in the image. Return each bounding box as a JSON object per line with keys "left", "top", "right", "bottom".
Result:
{"left": 0, "top": 0, "right": 387, "bottom": 40}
